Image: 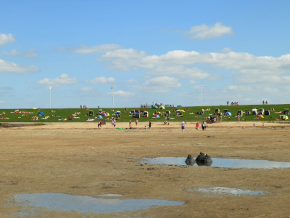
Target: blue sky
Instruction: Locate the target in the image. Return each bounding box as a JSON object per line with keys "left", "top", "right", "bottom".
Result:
{"left": 0, "top": 0, "right": 289, "bottom": 109}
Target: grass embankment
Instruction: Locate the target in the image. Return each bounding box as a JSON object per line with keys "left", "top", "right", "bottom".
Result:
{"left": 0, "top": 104, "right": 289, "bottom": 123}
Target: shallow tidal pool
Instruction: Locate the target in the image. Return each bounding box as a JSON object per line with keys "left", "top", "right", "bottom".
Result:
{"left": 10, "top": 193, "right": 183, "bottom": 214}
{"left": 140, "top": 157, "right": 290, "bottom": 169}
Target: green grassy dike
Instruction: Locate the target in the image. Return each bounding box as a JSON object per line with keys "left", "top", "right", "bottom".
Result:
{"left": 0, "top": 104, "right": 289, "bottom": 123}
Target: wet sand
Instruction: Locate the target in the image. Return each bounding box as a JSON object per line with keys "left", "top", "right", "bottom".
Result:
{"left": 0, "top": 121, "right": 290, "bottom": 217}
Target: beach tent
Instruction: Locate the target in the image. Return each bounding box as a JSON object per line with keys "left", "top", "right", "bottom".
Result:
{"left": 98, "top": 115, "right": 102, "bottom": 119}
{"left": 215, "top": 108, "right": 220, "bottom": 114}
{"left": 225, "top": 112, "right": 231, "bottom": 116}
{"left": 258, "top": 115, "right": 264, "bottom": 119}
{"left": 280, "top": 115, "right": 289, "bottom": 120}
{"left": 38, "top": 111, "right": 44, "bottom": 116}
{"left": 89, "top": 110, "right": 94, "bottom": 116}
{"left": 252, "top": 109, "right": 257, "bottom": 115}
{"left": 159, "top": 106, "right": 165, "bottom": 109}
{"left": 265, "top": 110, "right": 270, "bottom": 115}
{"left": 143, "top": 111, "right": 149, "bottom": 117}
{"left": 258, "top": 108, "right": 264, "bottom": 115}
{"left": 133, "top": 113, "right": 140, "bottom": 118}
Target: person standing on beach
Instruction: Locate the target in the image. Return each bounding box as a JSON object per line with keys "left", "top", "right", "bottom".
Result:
{"left": 129, "top": 120, "right": 131, "bottom": 128}
{"left": 181, "top": 121, "right": 185, "bottom": 132}
{"left": 135, "top": 119, "right": 138, "bottom": 127}
{"left": 111, "top": 118, "right": 116, "bottom": 127}
{"left": 196, "top": 122, "right": 199, "bottom": 130}
{"left": 149, "top": 121, "right": 152, "bottom": 129}
{"left": 202, "top": 121, "right": 206, "bottom": 130}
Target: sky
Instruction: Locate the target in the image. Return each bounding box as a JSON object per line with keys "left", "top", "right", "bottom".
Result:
{"left": 0, "top": 0, "right": 290, "bottom": 109}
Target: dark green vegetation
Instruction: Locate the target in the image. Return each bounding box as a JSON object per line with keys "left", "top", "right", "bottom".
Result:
{"left": 0, "top": 104, "right": 289, "bottom": 123}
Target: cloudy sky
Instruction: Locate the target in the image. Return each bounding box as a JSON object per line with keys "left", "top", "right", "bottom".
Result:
{"left": 0, "top": 1, "right": 289, "bottom": 109}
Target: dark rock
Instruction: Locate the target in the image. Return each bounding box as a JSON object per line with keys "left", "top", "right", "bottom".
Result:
{"left": 185, "top": 154, "right": 195, "bottom": 166}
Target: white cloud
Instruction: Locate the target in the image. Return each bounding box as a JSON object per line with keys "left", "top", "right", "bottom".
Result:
{"left": 0, "top": 101, "right": 5, "bottom": 104}
{"left": 222, "top": 47, "right": 231, "bottom": 53}
{"left": 263, "top": 87, "right": 278, "bottom": 93}
{"left": 127, "top": 79, "right": 138, "bottom": 84}
{"left": 23, "top": 49, "right": 38, "bottom": 58}
{"left": 99, "top": 48, "right": 148, "bottom": 59}
{"left": 98, "top": 49, "right": 148, "bottom": 71}
{"left": 97, "top": 48, "right": 290, "bottom": 75}
{"left": 0, "top": 33, "right": 15, "bottom": 46}
{"left": 110, "top": 90, "right": 132, "bottom": 97}
{"left": 72, "top": 44, "right": 124, "bottom": 54}
{"left": 79, "top": 87, "right": 94, "bottom": 92}
{"left": 1, "top": 49, "right": 22, "bottom": 56}
{"left": 2, "top": 49, "right": 38, "bottom": 58}
{"left": 0, "top": 59, "right": 39, "bottom": 73}
{"left": 146, "top": 66, "right": 209, "bottom": 79}
{"left": 96, "top": 48, "right": 290, "bottom": 97}
{"left": 186, "top": 22, "right": 233, "bottom": 39}
{"left": 86, "top": 77, "right": 116, "bottom": 84}
{"left": 35, "top": 74, "right": 78, "bottom": 88}
{"left": 134, "top": 77, "right": 181, "bottom": 93}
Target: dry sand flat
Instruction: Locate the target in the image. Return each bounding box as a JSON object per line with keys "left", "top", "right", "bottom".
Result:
{"left": 0, "top": 121, "right": 290, "bottom": 217}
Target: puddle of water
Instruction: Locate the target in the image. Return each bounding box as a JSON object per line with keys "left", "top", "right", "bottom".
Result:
{"left": 97, "top": 194, "right": 122, "bottom": 197}
{"left": 192, "top": 187, "right": 266, "bottom": 195}
{"left": 140, "top": 157, "right": 290, "bottom": 169}
{"left": 12, "top": 193, "right": 183, "bottom": 214}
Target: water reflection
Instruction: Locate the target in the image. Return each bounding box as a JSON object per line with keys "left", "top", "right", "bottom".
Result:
{"left": 12, "top": 193, "right": 183, "bottom": 213}
{"left": 192, "top": 187, "right": 266, "bottom": 195}
{"left": 140, "top": 157, "right": 290, "bottom": 169}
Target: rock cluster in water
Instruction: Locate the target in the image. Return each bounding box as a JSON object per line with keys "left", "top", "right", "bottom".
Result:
{"left": 185, "top": 152, "right": 213, "bottom": 166}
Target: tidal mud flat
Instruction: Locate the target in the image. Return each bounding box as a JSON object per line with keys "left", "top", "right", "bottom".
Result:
{"left": 0, "top": 122, "right": 290, "bottom": 217}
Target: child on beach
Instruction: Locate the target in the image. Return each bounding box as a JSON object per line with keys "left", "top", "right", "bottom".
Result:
{"left": 196, "top": 122, "right": 199, "bottom": 130}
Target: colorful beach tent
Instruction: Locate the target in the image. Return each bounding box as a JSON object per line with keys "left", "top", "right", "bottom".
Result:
{"left": 225, "top": 112, "right": 231, "bottom": 116}
{"left": 280, "top": 115, "right": 289, "bottom": 120}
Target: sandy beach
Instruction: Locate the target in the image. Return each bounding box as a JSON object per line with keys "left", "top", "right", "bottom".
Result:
{"left": 0, "top": 121, "right": 290, "bottom": 217}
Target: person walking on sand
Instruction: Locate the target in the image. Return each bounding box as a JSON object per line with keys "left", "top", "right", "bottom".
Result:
{"left": 196, "top": 122, "right": 199, "bottom": 130}
{"left": 149, "top": 121, "right": 152, "bottom": 129}
{"left": 135, "top": 119, "right": 138, "bottom": 127}
{"left": 111, "top": 118, "right": 116, "bottom": 128}
{"left": 181, "top": 121, "right": 185, "bottom": 132}
{"left": 129, "top": 120, "right": 131, "bottom": 128}
{"left": 202, "top": 121, "right": 206, "bottom": 130}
